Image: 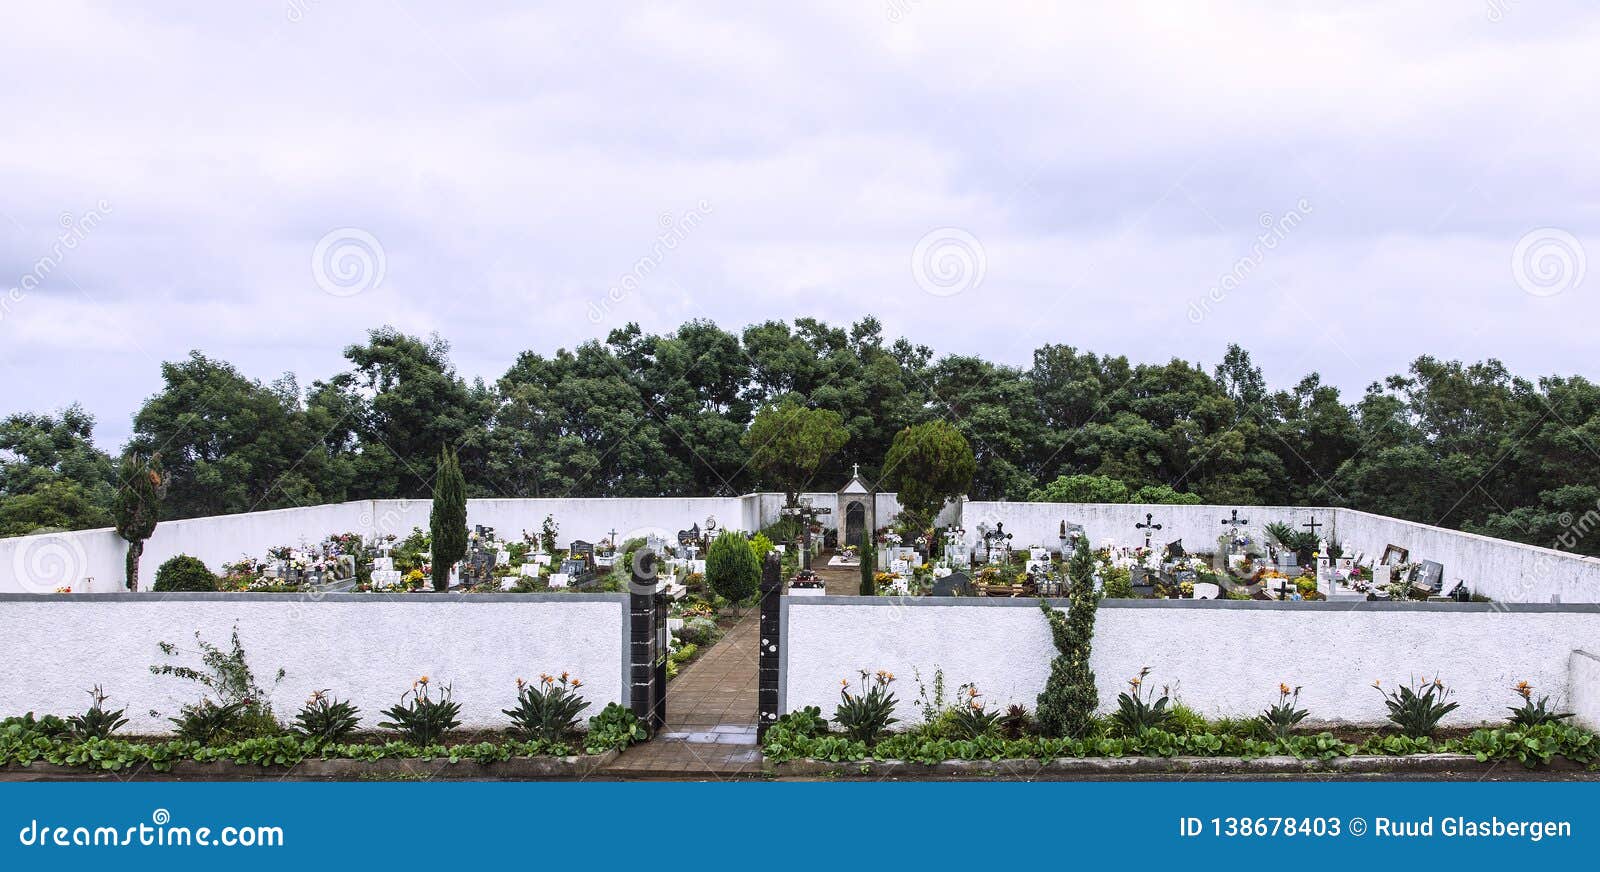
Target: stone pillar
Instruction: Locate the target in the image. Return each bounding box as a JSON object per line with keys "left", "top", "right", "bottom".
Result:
{"left": 757, "top": 551, "right": 782, "bottom": 739}
{"left": 629, "top": 549, "right": 666, "bottom": 730}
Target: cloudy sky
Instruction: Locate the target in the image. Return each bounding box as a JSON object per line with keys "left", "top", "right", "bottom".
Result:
{"left": 1, "top": 1, "right": 1596, "bottom": 450}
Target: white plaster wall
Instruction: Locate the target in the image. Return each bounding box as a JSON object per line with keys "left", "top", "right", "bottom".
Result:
{"left": 0, "top": 496, "right": 750, "bottom": 593}
{"left": 1330, "top": 508, "right": 1600, "bottom": 603}
{"left": 1569, "top": 650, "right": 1600, "bottom": 732}
{"left": 0, "top": 594, "right": 627, "bottom": 732}
{"left": 959, "top": 500, "right": 1318, "bottom": 555}
{"left": 783, "top": 599, "right": 1600, "bottom": 727}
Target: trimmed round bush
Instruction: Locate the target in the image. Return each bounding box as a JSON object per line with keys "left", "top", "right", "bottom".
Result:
{"left": 677, "top": 616, "right": 720, "bottom": 646}
{"left": 153, "top": 555, "right": 219, "bottom": 592}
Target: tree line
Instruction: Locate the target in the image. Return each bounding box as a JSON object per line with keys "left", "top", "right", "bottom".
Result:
{"left": 3, "top": 317, "right": 1599, "bottom": 557}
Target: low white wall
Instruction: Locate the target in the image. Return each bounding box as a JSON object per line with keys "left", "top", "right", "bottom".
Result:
{"left": 0, "top": 593, "right": 628, "bottom": 732}
{"left": 1570, "top": 650, "right": 1600, "bottom": 732}
{"left": 782, "top": 598, "right": 1600, "bottom": 727}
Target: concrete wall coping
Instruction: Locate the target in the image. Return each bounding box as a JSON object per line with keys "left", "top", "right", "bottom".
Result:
{"left": 782, "top": 594, "right": 1600, "bottom": 614}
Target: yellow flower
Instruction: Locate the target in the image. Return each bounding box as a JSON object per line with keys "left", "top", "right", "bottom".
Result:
{"left": 1278, "top": 683, "right": 1292, "bottom": 696}
{"left": 571, "top": 679, "right": 582, "bottom": 688}
{"left": 1514, "top": 680, "right": 1533, "bottom": 699}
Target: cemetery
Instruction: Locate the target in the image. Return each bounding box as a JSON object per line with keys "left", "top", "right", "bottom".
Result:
{"left": 4, "top": 477, "right": 1600, "bottom": 778}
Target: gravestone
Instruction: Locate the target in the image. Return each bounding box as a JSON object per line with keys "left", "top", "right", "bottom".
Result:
{"left": 1370, "top": 564, "right": 1393, "bottom": 587}
{"left": 1413, "top": 560, "right": 1445, "bottom": 593}
{"left": 930, "top": 571, "right": 972, "bottom": 597}
{"left": 569, "top": 540, "right": 596, "bottom": 568}
{"left": 1165, "top": 539, "right": 1185, "bottom": 560}
{"left": 1192, "top": 581, "right": 1220, "bottom": 600}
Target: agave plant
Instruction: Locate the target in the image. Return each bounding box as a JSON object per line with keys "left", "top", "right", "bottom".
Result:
{"left": 1257, "top": 683, "right": 1308, "bottom": 739}
{"left": 503, "top": 673, "right": 591, "bottom": 742}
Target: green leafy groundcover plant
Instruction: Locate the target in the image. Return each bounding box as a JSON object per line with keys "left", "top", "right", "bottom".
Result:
{"left": 0, "top": 704, "right": 649, "bottom": 772}
{"left": 759, "top": 719, "right": 1600, "bottom": 770}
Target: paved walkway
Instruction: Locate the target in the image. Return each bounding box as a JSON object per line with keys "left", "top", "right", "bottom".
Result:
{"left": 601, "top": 607, "right": 762, "bottom": 778}
{"left": 602, "top": 552, "right": 859, "bottom": 779}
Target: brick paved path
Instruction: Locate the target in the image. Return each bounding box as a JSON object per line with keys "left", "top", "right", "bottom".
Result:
{"left": 601, "top": 551, "right": 859, "bottom": 779}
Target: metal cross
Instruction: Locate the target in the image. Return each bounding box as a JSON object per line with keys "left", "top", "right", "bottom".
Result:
{"left": 1221, "top": 509, "right": 1249, "bottom": 529}
{"left": 1135, "top": 513, "right": 1162, "bottom": 549}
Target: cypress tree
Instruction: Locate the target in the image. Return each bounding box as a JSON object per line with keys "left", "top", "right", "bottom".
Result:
{"left": 1036, "top": 536, "right": 1100, "bottom": 737}
{"left": 858, "top": 529, "right": 875, "bottom": 596}
{"left": 429, "top": 446, "right": 468, "bottom": 592}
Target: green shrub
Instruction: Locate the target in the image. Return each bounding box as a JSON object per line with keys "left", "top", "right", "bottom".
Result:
{"left": 153, "top": 555, "right": 218, "bottom": 592}
{"left": 775, "top": 706, "right": 829, "bottom": 739}
{"left": 293, "top": 690, "right": 361, "bottom": 745}
{"left": 380, "top": 678, "right": 461, "bottom": 745}
{"left": 706, "top": 530, "right": 759, "bottom": 604}
{"left": 677, "top": 616, "right": 720, "bottom": 646}
{"left": 585, "top": 703, "right": 648, "bottom": 753}
{"left": 1100, "top": 566, "right": 1133, "bottom": 598}
{"left": 1036, "top": 536, "right": 1099, "bottom": 737}
{"left": 504, "top": 674, "right": 590, "bottom": 742}
{"left": 151, "top": 625, "right": 283, "bottom": 741}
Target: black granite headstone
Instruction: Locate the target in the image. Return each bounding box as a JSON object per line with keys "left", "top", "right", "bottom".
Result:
{"left": 930, "top": 571, "right": 972, "bottom": 597}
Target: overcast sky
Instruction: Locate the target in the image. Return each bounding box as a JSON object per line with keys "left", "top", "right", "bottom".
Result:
{"left": 2, "top": 1, "right": 1596, "bottom": 450}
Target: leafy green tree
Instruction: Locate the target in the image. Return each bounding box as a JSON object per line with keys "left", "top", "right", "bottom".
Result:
{"left": 0, "top": 406, "right": 116, "bottom": 534}
{"left": 742, "top": 400, "right": 849, "bottom": 502}
{"left": 882, "top": 420, "right": 976, "bottom": 529}
{"left": 706, "top": 530, "right": 759, "bottom": 604}
{"left": 112, "top": 453, "right": 165, "bottom": 590}
{"left": 1028, "top": 473, "right": 1131, "bottom": 504}
{"left": 1037, "top": 536, "right": 1099, "bottom": 737}
{"left": 129, "top": 353, "right": 347, "bottom": 518}
{"left": 429, "top": 447, "right": 468, "bottom": 591}
{"left": 328, "top": 329, "right": 477, "bottom": 499}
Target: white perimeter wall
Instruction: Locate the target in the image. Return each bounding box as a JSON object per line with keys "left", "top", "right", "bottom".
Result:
{"left": 958, "top": 501, "right": 1600, "bottom": 603}
{"left": 783, "top": 598, "right": 1600, "bottom": 727}
{"left": 0, "top": 497, "right": 748, "bottom": 593}
{"left": 6, "top": 495, "right": 1597, "bottom": 602}
{"left": 0, "top": 593, "right": 628, "bottom": 732}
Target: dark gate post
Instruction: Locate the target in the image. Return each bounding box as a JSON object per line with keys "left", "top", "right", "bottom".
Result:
{"left": 757, "top": 551, "right": 782, "bottom": 739}
{"left": 629, "top": 549, "right": 667, "bottom": 731}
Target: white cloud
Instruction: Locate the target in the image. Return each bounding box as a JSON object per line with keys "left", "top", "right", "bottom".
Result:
{"left": 1, "top": 1, "right": 1597, "bottom": 450}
